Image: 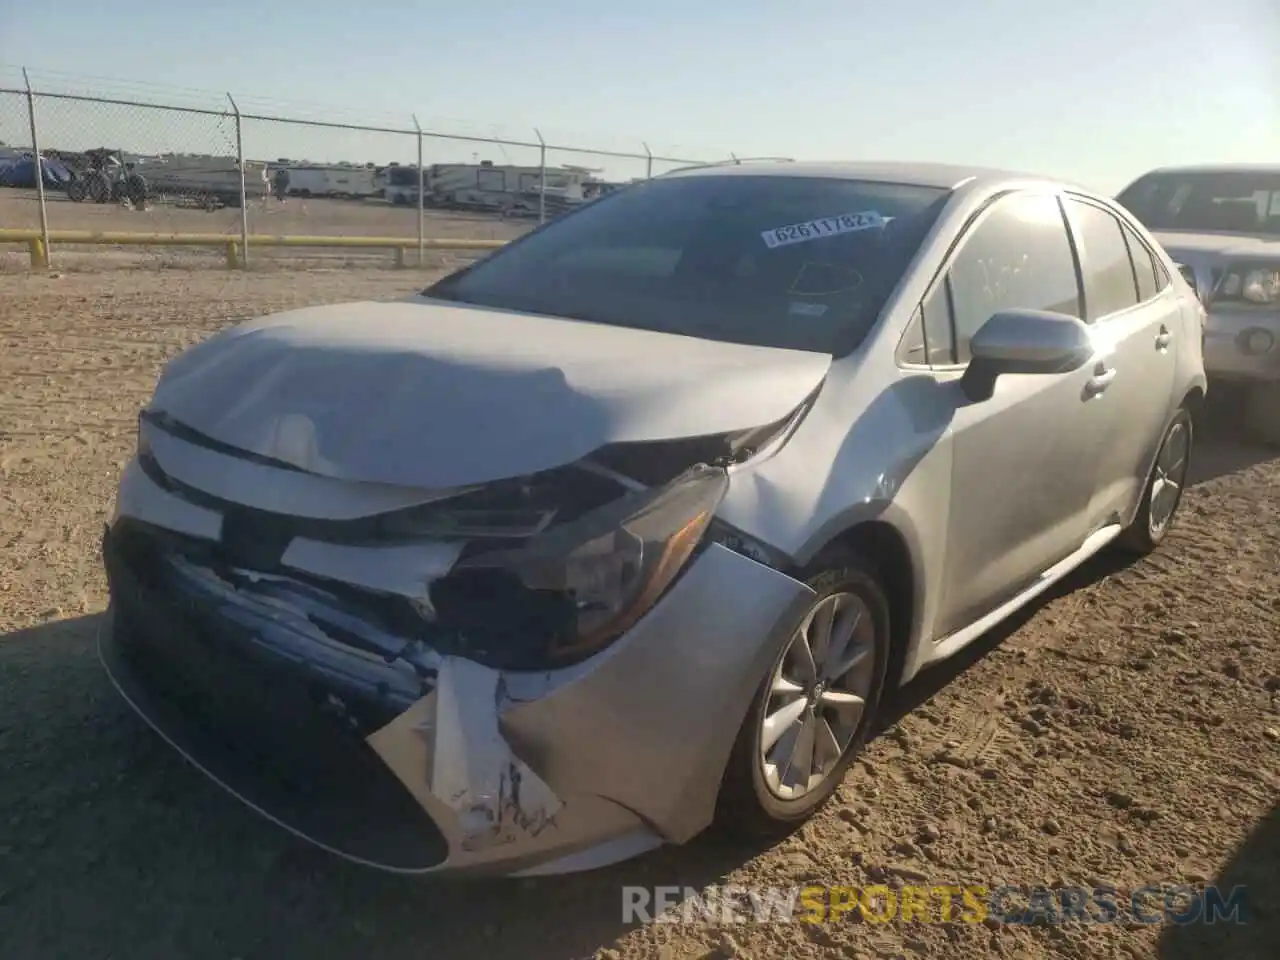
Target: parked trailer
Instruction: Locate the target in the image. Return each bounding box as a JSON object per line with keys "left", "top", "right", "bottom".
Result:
{"left": 381, "top": 165, "right": 422, "bottom": 205}
{"left": 285, "top": 165, "right": 380, "bottom": 199}
{"left": 424, "top": 161, "right": 595, "bottom": 213}
{"left": 127, "top": 155, "right": 268, "bottom": 208}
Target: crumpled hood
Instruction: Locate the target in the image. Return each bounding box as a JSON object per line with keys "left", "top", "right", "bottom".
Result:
{"left": 150, "top": 297, "right": 832, "bottom": 489}
{"left": 1153, "top": 230, "right": 1280, "bottom": 267}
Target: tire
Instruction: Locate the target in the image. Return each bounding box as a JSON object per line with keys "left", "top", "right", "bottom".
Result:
{"left": 87, "top": 172, "right": 111, "bottom": 203}
{"left": 1116, "top": 405, "right": 1193, "bottom": 555}
{"left": 66, "top": 177, "right": 87, "bottom": 202}
{"left": 717, "top": 555, "right": 892, "bottom": 836}
{"left": 123, "top": 173, "right": 147, "bottom": 206}
{"left": 1244, "top": 382, "right": 1280, "bottom": 447}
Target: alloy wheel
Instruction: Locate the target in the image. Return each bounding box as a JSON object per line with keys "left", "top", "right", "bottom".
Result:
{"left": 1149, "top": 419, "right": 1190, "bottom": 537}
{"left": 759, "top": 591, "right": 878, "bottom": 800}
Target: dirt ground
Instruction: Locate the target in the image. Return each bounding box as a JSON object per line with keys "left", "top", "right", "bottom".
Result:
{"left": 0, "top": 267, "right": 1277, "bottom": 960}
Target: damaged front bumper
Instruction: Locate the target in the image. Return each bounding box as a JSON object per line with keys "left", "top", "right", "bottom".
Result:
{"left": 99, "top": 467, "right": 814, "bottom": 877}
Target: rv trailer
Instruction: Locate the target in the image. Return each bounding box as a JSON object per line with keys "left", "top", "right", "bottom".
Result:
{"left": 425, "top": 161, "right": 593, "bottom": 214}
{"left": 284, "top": 164, "right": 380, "bottom": 199}
{"left": 128, "top": 154, "right": 269, "bottom": 207}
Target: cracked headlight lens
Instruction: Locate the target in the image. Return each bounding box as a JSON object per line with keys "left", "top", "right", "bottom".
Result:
{"left": 433, "top": 465, "right": 728, "bottom": 666}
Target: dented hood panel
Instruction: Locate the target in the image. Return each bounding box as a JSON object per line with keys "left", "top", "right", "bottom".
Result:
{"left": 150, "top": 297, "right": 832, "bottom": 488}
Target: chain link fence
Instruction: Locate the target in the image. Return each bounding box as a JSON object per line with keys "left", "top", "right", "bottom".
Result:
{"left": 0, "top": 88, "right": 40, "bottom": 238}
{"left": 0, "top": 71, "right": 762, "bottom": 271}
{"left": 30, "top": 93, "right": 240, "bottom": 237}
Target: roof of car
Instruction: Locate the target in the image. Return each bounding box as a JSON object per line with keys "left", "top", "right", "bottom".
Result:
{"left": 662, "top": 160, "right": 1052, "bottom": 190}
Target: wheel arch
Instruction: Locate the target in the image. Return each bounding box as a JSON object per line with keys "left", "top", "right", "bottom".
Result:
{"left": 806, "top": 516, "right": 921, "bottom": 690}
{"left": 1182, "top": 382, "right": 1206, "bottom": 418}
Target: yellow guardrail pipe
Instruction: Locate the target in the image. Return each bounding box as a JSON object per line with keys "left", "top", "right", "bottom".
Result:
{"left": 0, "top": 228, "right": 507, "bottom": 269}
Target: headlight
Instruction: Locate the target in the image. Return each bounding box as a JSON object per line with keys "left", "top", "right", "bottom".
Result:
{"left": 1241, "top": 268, "right": 1280, "bottom": 304}
{"left": 430, "top": 465, "right": 728, "bottom": 668}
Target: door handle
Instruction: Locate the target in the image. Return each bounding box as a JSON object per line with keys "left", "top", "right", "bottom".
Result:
{"left": 1155, "top": 325, "right": 1172, "bottom": 350}
{"left": 1086, "top": 365, "right": 1116, "bottom": 395}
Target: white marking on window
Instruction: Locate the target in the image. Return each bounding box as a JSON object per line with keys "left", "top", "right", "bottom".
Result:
{"left": 762, "top": 211, "right": 887, "bottom": 249}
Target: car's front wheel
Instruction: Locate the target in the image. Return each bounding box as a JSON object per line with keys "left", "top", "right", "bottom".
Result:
{"left": 718, "top": 556, "right": 891, "bottom": 835}
{"left": 1117, "top": 405, "right": 1193, "bottom": 555}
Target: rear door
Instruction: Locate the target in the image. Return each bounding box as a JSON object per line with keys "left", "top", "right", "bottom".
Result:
{"left": 913, "top": 191, "right": 1114, "bottom": 638}
{"left": 1061, "top": 197, "right": 1181, "bottom": 531}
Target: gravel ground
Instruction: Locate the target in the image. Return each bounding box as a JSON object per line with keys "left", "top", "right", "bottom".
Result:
{"left": 0, "top": 267, "right": 1277, "bottom": 960}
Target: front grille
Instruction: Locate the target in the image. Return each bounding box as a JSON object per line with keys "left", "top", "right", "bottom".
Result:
{"left": 219, "top": 506, "right": 294, "bottom": 570}
{"left": 103, "top": 525, "right": 450, "bottom": 870}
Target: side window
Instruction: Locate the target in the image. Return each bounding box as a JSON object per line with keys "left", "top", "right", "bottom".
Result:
{"left": 946, "top": 193, "right": 1082, "bottom": 363}
{"left": 1119, "top": 219, "right": 1159, "bottom": 302}
{"left": 899, "top": 308, "right": 928, "bottom": 365}
{"left": 1065, "top": 199, "right": 1141, "bottom": 320}
{"left": 1153, "top": 253, "right": 1172, "bottom": 291}
{"left": 921, "top": 278, "right": 956, "bottom": 365}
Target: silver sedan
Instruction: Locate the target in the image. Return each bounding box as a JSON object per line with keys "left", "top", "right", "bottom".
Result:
{"left": 100, "top": 161, "right": 1206, "bottom": 877}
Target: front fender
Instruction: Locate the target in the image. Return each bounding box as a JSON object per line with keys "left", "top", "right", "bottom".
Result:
{"left": 499, "top": 543, "right": 815, "bottom": 844}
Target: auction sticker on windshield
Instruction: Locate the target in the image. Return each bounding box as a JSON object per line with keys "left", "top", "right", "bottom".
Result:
{"left": 762, "top": 211, "right": 887, "bottom": 249}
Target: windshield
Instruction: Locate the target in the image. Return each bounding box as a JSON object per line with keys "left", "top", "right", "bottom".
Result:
{"left": 423, "top": 174, "right": 950, "bottom": 355}
{"left": 1117, "top": 170, "right": 1280, "bottom": 235}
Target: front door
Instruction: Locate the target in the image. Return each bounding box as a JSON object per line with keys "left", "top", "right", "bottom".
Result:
{"left": 923, "top": 191, "right": 1112, "bottom": 638}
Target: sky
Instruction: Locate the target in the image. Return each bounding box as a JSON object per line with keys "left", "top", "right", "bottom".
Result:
{"left": 1, "top": 0, "right": 1277, "bottom": 190}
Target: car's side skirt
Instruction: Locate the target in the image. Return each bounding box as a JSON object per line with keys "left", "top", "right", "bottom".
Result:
{"left": 915, "top": 523, "right": 1123, "bottom": 672}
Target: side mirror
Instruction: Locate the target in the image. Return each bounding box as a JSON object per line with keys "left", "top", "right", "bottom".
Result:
{"left": 960, "top": 309, "right": 1095, "bottom": 403}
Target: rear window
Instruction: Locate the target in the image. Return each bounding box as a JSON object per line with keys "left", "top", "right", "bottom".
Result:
{"left": 1117, "top": 170, "right": 1280, "bottom": 235}
{"left": 424, "top": 174, "right": 950, "bottom": 355}
{"left": 1066, "top": 199, "right": 1141, "bottom": 320}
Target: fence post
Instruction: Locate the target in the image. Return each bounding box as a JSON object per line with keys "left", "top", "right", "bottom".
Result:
{"left": 22, "top": 69, "right": 51, "bottom": 269}
{"left": 643, "top": 142, "right": 653, "bottom": 180}
{"left": 227, "top": 93, "right": 248, "bottom": 269}
{"left": 534, "top": 128, "right": 546, "bottom": 224}
{"left": 412, "top": 114, "right": 424, "bottom": 267}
